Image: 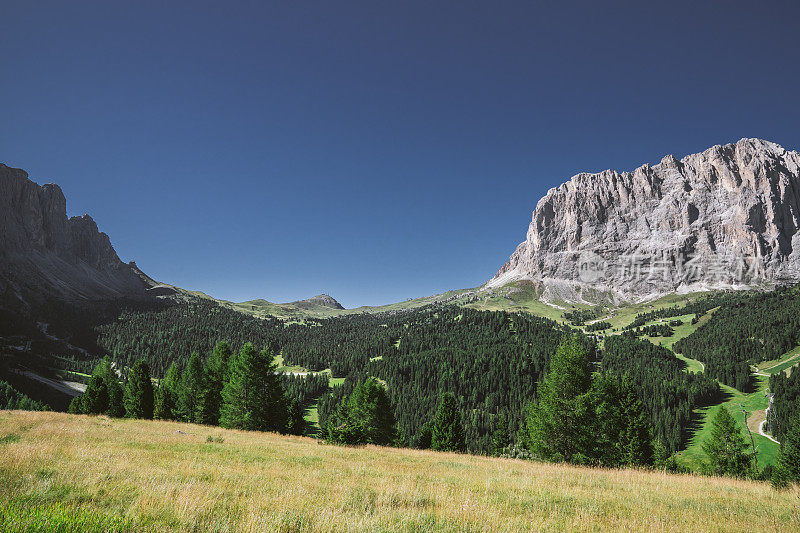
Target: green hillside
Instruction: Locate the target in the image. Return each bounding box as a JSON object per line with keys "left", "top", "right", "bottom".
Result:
{"left": 1, "top": 411, "right": 797, "bottom": 532}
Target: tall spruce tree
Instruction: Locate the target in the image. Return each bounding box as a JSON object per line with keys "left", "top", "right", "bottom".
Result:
{"left": 703, "top": 406, "right": 753, "bottom": 477}
{"left": 286, "top": 399, "right": 306, "bottom": 436}
{"left": 124, "top": 360, "right": 154, "bottom": 419}
{"left": 196, "top": 342, "right": 233, "bottom": 426}
{"left": 82, "top": 373, "right": 109, "bottom": 415}
{"left": 176, "top": 352, "right": 204, "bottom": 423}
{"left": 431, "top": 392, "right": 465, "bottom": 452}
{"left": 220, "top": 343, "right": 288, "bottom": 432}
{"left": 490, "top": 414, "right": 510, "bottom": 457}
{"left": 617, "top": 376, "right": 654, "bottom": 467}
{"left": 777, "top": 410, "right": 800, "bottom": 485}
{"left": 154, "top": 362, "right": 181, "bottom": 420}
{"left": 525, "top": 335, "right": 592, "bottom": 463}
{"left": 97, "top": 356, "right": 124, "bottom": 418}
{"left": 327, "top": 378, "right": 396, "bottom": 445}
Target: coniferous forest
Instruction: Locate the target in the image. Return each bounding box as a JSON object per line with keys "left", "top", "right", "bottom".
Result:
{"left": 674, "top": 287, "right": 800, "bottom": 391}
{"left": 6, "top": 283, "right": 798, "bottom": 481}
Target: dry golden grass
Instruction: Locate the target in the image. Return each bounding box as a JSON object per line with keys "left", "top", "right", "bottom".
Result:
{"left": 0, "top": 411, "right": 798, "bottom": 532}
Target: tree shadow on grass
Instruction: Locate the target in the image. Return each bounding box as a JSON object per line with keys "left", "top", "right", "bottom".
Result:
{"left": 683, "top": 387, "right": 734, "bottom": 445}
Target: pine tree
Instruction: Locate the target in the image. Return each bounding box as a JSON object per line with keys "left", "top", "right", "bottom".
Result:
{"left": 286, "top": 399, "right": 306, "bottom": 436}
{"left": 124, "top": 360, "right": 154, "bottom": 419}
{"left": 618, "top": 376, "right": 654, "bottom": 466}
{"left": 326, "top": 378, "right": 396, "bottom": 445}
{"left": 82, "top": 373, "right": 109, "bottom": 415}
{"left": 196, "top": 342, "right": 233, "bottom": 426}
{"left": 67, "top": 395, "right": 84, "bottom": 414}
{"left": 97, "top": 356, "right": 124, "bottom": 418}
{"left": 220, "top": 343, "right": 288, "bottom": 432}
{"left": 525, "top": 335, "right": 592, "bottom": 462}
{"left": 490, "top": 414, "right": 510, "bottom": 457}
{"left": 431, "top": 392, "right": 465, "bottom": 452}
{"left": 176, "top": 352, "right": 204, "bottom": 423}
{"left": 154, "top": 362, "right": 180, "bottom": 420}
{"left": 416, "top": 421, "right": 433, "bottom": 449}
{"left": 777, "top": 410, "right": 800, "bottom": 485}
{"left": 703, "top": 406, "right": 753, "bottom": 477}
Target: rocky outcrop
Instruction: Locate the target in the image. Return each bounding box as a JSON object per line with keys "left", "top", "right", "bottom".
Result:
{"left": 487, "top": 139, "right": 800, "bottom": 303}
{"left": 0, "top": 163, "right": 153, "bottom": 307}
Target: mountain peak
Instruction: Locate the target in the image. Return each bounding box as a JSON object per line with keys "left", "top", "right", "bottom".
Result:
{"left": 288, "top": 294, "right": 345, "bottom": 310}
{"left": 486, "top": 138, "right": 800, "bottom": 303}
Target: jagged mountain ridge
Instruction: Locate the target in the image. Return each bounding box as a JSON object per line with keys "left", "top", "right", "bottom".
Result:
{"left": 0, "top": 163, "right": 154, "bottom": 308}
{"left": 487, "top": 138, "right": 800, "bottom": 304}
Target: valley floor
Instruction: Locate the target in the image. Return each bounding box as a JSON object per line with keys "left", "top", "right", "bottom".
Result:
{"left": 0, "top": 411, "right": 797, "bottom": 532}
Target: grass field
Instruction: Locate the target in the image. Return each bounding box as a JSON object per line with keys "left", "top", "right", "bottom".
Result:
{"left": 1, "top": 411, "right": 798, "bottom": 532}
{"left": 677, "top": 376, "right": 779, "bottom": 469}
{"left": 757, "top": 346, "right": 800, "bottom": 376}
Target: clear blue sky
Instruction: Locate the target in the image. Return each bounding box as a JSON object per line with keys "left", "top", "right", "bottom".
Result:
{"left": 2, "top": 1, "right": 799, "bottom": 308}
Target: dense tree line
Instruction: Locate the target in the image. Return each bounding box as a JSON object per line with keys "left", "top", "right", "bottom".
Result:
{"left": 674, "top": 287, "right": 800, "bottom": 391}
{"left": 302, "top": 307, "right": 574, "bottom": 453}
{"left": 373, "top": 308, "right": 576, "bottom": 453}
{"left": 68, "top": 342, "right": 306, "bottom": 436}
{"left": 768, "top": 366, "right": 800, "bottom": 442}
{"left": 602, "top": 336, "right": 720, "bottom": 452}
{"left": 94, "top": 300, "right": 286, "bottom": 376}
{"left": 0, "top": 379, "right": 49, "bottom": 411}
{"left": 280, "top": 314, "right": 405, "bottom": 377}
{"left": 625, "top": 293, "right": 736, "bottom": 329}
{"left": 562, "top": 309, "right": 601, "bottom": 326}
{"left": 623, "top": 324, "right": 674, "bottom": 338}
{"left": 585, "top": 321, "right": 611, "bottom": 332}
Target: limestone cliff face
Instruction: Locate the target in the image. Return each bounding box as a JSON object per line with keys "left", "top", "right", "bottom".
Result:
{"left": 487, "top": 139, "right": 800, "bottom": 303}
{"left": 0, "top": 163, "right": 152, "bottom": 306}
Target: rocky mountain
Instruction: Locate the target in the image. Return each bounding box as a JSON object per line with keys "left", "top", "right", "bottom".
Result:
{"left": 487, "top": 138, "right": 800, "bottom": 304}
{"left": 287, "top": 294, "right": 344, "bottom": 311}
{"left": 0, "top": 163, "right": 154, "bottom": 309}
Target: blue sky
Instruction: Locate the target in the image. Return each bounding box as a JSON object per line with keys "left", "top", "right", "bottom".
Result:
{"left": 2, "top": 1, "right": 799, "bottom": 308}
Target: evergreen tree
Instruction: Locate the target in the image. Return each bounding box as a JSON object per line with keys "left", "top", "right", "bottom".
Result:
{"left": 82, "top": 373, "right": 109, "bottom": 415}
{"left": 154, "top": 362, "right": 181, "bottom": 420}
{"left": 67, "top": 395, "right": 84, "bottom": 414}
{"left": 327, "top": 378, "right": 396, "bottom": 445}
{"left": 777, "top": 410, "right": 800, "bottom": 485}
{"left": 431, "top": 392, "right": 465, "bottom": 452}
{"left": 196, "top": 342, "right": 233, "bottom": 425}
{"left": 617, "top": 376, "right": 654, "bottom": 466}
{"left": 124, "top": 360, "right": 154, "bottom": 420}
{"left": 176, "top": 351, "right": 204, "bottom": 423}
{"left": 703, "top": 406, "right": 753, "bottom": 477}
{"left": 286, "top": 399, "right": 306, "bottom": 436}
{"left": 416, "top": 421, "right": 433, "bottom": 449}
{"left": 490, "top": 414, "right": 510, "bottom": 457}
{"left": 525, "top": 335, "right": 592, "bottom": 462}
{"left": 97, "top": 356, "right": 124, "bottom": 418}
{"left": 220, "top": 343, "right": 288, "bottom": 432}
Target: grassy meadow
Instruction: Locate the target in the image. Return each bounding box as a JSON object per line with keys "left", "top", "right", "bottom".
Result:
{"left": 1, "top": 411, "right": 798, "bottom": 532}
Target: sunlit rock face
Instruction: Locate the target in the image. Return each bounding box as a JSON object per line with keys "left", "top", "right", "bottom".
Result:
{"left": 487, "top": 139, "right": 800, "bottom": 304}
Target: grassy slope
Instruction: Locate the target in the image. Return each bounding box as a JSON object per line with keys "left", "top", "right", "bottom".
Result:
{"left": 633, "top": 307, "right": 796, "bottom": 469}
{"left": 677, "top": 376, "right": 778, "bottom": 469}
{"left": 1, "top": 411, "right": 798, "bottom": 532}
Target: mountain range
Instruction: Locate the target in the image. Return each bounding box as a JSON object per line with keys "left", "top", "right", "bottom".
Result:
{"left": 2, "top": 137, "right": 799, "bottom": 317}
